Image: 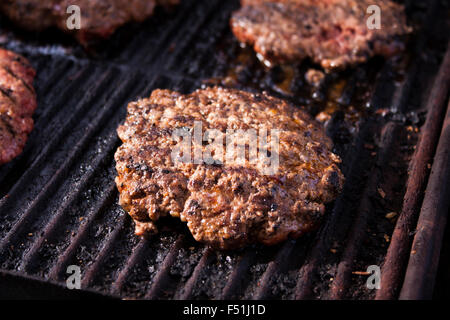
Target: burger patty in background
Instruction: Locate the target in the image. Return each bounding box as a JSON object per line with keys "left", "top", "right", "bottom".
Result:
{"left": 231, "top": 0, "right": 412, "bottom": 70}
{"left": 0, "top": 0, "right": 180, "bottom": 46}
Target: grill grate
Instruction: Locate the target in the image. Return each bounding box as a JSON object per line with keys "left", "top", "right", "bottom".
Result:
{"left": 0, "top": 0, "right": 449, "bottom": 300}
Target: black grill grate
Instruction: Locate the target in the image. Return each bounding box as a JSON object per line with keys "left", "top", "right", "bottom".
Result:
{"left": 0, "top": 0, "right": 449, "bottom": 300}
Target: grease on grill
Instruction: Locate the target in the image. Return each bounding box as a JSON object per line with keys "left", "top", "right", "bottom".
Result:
{"left": 204, "top": 41, "right": 377, "bottom": 133}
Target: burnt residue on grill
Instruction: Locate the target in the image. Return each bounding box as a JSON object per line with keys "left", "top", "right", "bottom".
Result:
{"left": 0, "top": 0, "right": 449, "bottom": 300}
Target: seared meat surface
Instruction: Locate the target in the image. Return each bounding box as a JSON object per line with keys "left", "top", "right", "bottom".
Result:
{"left": 0, "top": 48, "right": 36, "bottom": 165}
{"left": 115, "top": 87, "right": 344, "bottom": 249}
{"left": 0, "top": 0, "right": 179, "bottom": 46}
{"left": 231, "top": 0, "right": 412, "bottom": 70}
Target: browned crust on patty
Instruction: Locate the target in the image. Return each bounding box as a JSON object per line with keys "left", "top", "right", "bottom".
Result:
{"left": 115, "top": 87, "right": 344, "bottom": 249}
{"left": 231, "top": 0, "right": 412, "bottom": 70}
{"left": 0, "top": 0, "right": 180, "bottom": 46}
{"left": 0, "top": 48, "right": 36, "bottom": 165}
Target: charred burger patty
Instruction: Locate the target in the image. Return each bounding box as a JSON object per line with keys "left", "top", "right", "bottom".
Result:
{"left": 115, "top": 87, "right": 344, "bottom": 249}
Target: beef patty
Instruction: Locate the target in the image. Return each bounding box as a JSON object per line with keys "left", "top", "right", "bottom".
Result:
{"left": 0, "top": 0, "right": 179, "bottom": 46}
{"left": 115, "top": 87, "right": 344, "bottom": 249}
{"left": 231, "top": 0, "right": 412, "bottom": 70}
{"left": 0, "top": 48, "right": 36, "bottom": 165}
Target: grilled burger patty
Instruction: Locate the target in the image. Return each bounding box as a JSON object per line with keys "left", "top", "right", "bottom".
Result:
{"left": 115, "top": 87, "right": 344, "bottom": 249}
{"left": 231, "top": 0, "right": 412, "bottom": 70}
{"left": 0, "top": 0, "right": 179, "bottom": 46}
{"left": 0, "top": 48, "right": 36, "bottom": 165}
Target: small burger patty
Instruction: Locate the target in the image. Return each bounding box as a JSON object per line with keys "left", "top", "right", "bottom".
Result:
{"left": 0, "top": 48, "right": 36, "bottom": 165}
{"left": 115, "top": 87, "right": 344, "bottom": 249}
{"left": 0, "top": 0, "right": 179, "bottom": 46}
{"left": 231, "top": 0, "right": 412, "bottom": 70}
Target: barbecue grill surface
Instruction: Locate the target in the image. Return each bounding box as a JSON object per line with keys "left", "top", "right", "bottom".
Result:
{"left": 0, "top": 0, "right": 449, "bottom": 300}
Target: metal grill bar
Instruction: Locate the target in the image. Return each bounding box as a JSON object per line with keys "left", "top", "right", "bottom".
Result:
{"left": 0, "top": 68, "right": 114, "bottom": 249}
{"left": 399, "top": 100, "right": 450, "bottom": 299}
{"left": 125, "top": 1, "right": 199, "bottom": 67}
{"left": 294, "top": 121, "right": 377, "bottom": 299}
{"left": 0, "top": 62, "right": 93, "bottom": 197}
{"left": 80, "top": 214, "right": 131, "bottom": 289}
{"left": 19, "top": 72, "right": 147, "bottom": 279}
{"left": 176, "top": 247, "right": 214, "bottom": 299}
{"left": 253, "top": 241, "right": 297, "bottom": 299}
{"left": 47, "top": 182, "right": 117, "bottom": 281}
{"left": 376, "top": 42, "right": 450, "bottom": 299}
{"left": 111, "top": 239, "right": 149, "bottom": 294}
{"left": 221, "top": 250, "right": 256, "bottom": 300}
{"left": 20, "top": 133, "right": 120, "bottom": 273}
{"left": 400, "top": 99, "right": 450, "bottom": 299}
{"left": 391, "top": 0, "right": 439, "bottom": 114}
{"left": 145, "top": 235, "right": 185, "bottom": 299}
{"left": 329, "top": 122, "right": 402, "bottom": 299}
